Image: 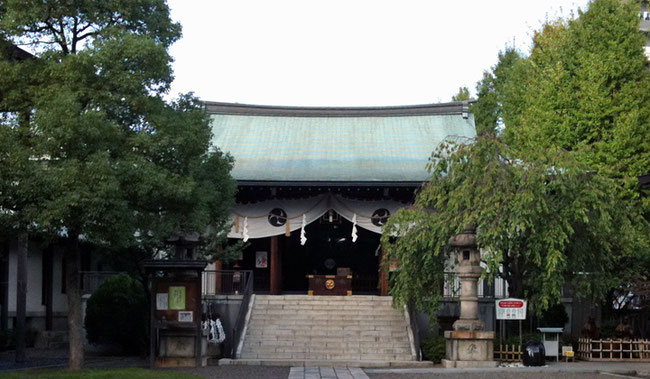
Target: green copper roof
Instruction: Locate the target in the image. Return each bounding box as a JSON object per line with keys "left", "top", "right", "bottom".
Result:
{"left": 207, "top": 102, "right": 476, "bottom": 183}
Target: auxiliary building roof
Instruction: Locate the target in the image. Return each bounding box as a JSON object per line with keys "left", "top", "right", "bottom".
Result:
{"left": 206, "top": 101, "right": 477, "bottom": 184}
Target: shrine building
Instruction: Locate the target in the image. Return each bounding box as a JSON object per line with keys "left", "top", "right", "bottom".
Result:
{"left": 206, "top": 101, "right": 476, "bottom": 296}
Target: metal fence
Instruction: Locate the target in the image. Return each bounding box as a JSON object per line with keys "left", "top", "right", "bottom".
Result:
{"left": 80, "top": 271, "right": 122, "bottom": 295}
{"left": 202, "top": 270, "right": 252, "bottom": 296}
{"left": 442, "top": 272, "right": 509, "bottom": 299}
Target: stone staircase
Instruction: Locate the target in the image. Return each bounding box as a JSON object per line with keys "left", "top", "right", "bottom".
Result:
{"left": 238, "top": 295, "right": 416, "bottom": 362}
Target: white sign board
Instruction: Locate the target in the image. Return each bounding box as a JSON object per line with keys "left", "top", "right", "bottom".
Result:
{"left": 495, "top": 298, "right": 527, "bottom": 320}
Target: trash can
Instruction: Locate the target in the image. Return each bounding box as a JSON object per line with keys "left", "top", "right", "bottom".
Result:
{"left": 523, "top": 340, "right": 546, "bottom": 366}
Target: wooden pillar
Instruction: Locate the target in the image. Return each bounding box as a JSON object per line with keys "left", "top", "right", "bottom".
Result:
{"left": 0, "top": 241, "right": 9, "bottom": 331}
{"left": 380, "top": 244, "right": 389, "bottom": 296}
{"left": 44, "top": 247, "right": 53, "bottom": 331}
{"left": 270, "top": 236, "right": 281, "bottom": 295}
{"left": 15, "top": 235, "right": 27, "bottom": 362}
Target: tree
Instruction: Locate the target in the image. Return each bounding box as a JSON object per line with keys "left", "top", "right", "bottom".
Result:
{"left": 470, "top": 48, "right": 522, "bottom": 136}
{"left": 0, "top": 1, "right": 236, "bottom": 370}
{"left": 381, "top": 135, "right": 649, "bottom": 316}
{"left": 451, "top": 87, "right": 471, "bottom": 102}
{"left": 500, "top": 0, "right": 650, "bottom": 208}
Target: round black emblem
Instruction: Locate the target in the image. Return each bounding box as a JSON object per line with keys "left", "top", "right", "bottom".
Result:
{"left": 268, "top": 208, "right": 287, "bottom": 227}
{"left": 371, "top": 208, "right": 390, "bottom": 227}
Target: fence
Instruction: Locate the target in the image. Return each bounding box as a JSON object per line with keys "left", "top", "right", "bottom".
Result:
{"left": 80, "top": 271, "right": 122, "bottom": 295}
{"left": 494, "top": 344, "right": 522, "bottom": 362}
{"left": 577, "top": 338, "right": 650, "bottom": 361}
{"left": 351, "top": 273, "right": 379, "bottom": 294}
{"left": 443, "top": 272, "right": 509, "bottom": 299}
{"left": 202, "top": 270, "right": 252, "bottom": 296}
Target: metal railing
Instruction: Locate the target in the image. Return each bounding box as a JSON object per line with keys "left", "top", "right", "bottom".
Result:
{"left": 406, "top": 301, "right": 422, "bottom": 360}
{"left": 442, "top": 272, "right": 509, "bottom": 299}
{"left": 202, "top": 270, "right": 251, "bottom": 296}
{"left": 230, "top": 270, "right": 253, "bottom": 358}
{"left": 351, "top": 273, "right": 379, "bottom": 294}
{"left": 80, "top": 271, "right": 122, "bottom": 295}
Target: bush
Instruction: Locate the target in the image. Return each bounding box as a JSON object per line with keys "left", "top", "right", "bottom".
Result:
{"left": 84, "top": 273, "right": 148, "bottom": 354}
{"left": 421, "top": 336, "right": 446, "bottom": 363}
{"left": 539, "top": 303, "right": 568, "bottom": 327}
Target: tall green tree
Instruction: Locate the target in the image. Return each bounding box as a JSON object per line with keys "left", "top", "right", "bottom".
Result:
{"left": 501, "top": 0, "right": 650, "bottom": 206}
{"left": 382, "top": 135, "right": 649, "bottom": 316}
{"left": 0, "top": 1, "right": 235, "bottom": 370}
{"left": 470, "top": 48, "right": 522, "bottom": 136}
{"left": 451, "top": 86, "right": 471, "bottom": 102}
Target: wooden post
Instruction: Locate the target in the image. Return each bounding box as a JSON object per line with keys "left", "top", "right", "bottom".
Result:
{"left": 195, "top": 269, "right": 202, "bottom": 367}
{"left": 149, "top": 272, "right": 155, "bottom": 369}
{"left": 0, "top": 241, "right": 9, "bottom": 331}
{"left": 44, "top": 247, "right": 53, "bottom": 331}
{"left": 15, "top": 235, "right": 28, "bottom": 363}
{"left": 270, "top": 236, "right": 280, "bottom": 295}
{"left": 380, "top": 244, "right": 389, "bottom": 296}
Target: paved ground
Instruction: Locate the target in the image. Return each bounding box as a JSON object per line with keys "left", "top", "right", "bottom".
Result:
{"left": 288, "top": 366, "right": 369, "bottom": 379}
{"left": 2, "top": 348, "right": 649, "bottom": 379}
{"left": 0, "top": 347, "right": 147, "bottom": 371}
{"left": 368, "top": 373, "right": 635, "bottom": 379}
{"left": 171, "top": 365, "right": 290, "bottom": 379}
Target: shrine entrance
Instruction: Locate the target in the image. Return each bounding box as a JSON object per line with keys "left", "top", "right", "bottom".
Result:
{"left": 280, "top": 214, "right": 381, "bottom": 294}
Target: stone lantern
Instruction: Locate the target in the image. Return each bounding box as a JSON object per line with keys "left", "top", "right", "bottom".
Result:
{"left": 441, "top": 225, "right": 498, "bottom": 368}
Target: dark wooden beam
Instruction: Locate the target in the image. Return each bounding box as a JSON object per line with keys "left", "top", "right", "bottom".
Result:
{"left": 270, "top": 236, "right": 280, "bottom": 295}
{"left": 15, "top": 235, "right": 27, "bottom": 362}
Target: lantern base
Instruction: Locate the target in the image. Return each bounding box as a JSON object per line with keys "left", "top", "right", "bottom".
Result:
{"left": 443, "top": 330, "right": 497, "bottom": 368}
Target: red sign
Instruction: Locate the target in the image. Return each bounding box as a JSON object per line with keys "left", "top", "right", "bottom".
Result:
{"left": 498, "top": 300, "right": 525, "bottom": 308}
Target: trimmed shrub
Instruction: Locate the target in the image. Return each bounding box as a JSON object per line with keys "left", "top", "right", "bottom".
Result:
{"left": 421, "top": 336, "right": 446, "bottom": 363}
{"left": 84, "top": 273, "right": 148, "bottom": 354}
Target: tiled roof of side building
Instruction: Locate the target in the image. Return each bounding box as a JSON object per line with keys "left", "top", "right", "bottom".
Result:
{"left": 206, "top": 102, "right": 477, "bottom": 184}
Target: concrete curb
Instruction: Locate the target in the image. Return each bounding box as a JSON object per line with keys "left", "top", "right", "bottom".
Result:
{"left": 365, "top": 367, "right": 641, "bottom": 376}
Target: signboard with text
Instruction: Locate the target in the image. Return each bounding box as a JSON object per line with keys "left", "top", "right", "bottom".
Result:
{"left": 495, "top": 298, "right": 527, "bottom": 320}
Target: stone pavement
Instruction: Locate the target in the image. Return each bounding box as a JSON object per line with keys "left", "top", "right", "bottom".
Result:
{"left": 289, "top": 366, "right": 370, "bottom": 379}
{"left": 365, "top": 361, "right": 650, "bottom": 377}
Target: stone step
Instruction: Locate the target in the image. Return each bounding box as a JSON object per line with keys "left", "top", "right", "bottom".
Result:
{"left": 238, "top": 352, "right": 414, "bottom": 361}
{"left": 254, "top": 295, "right": 394, "bottom": 301}
{"left": 250, "top": 314, "right": 404, "bottom": 320}
{"left": 241, "top": 295, "right": 414, "bottom": 362}
{"left": 218, "top": 358, "right": 434, "bottom": 368}
{"left": 241, "top": 348, "right": 413, "bottom": 355}
{"left": 244, "top": 340, "right": 411, "bottom": 349}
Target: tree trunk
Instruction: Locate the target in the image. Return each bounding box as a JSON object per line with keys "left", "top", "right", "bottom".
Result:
{"left": 65, "top": 235, "right": 84, "bottom": 371}
{"left": 15, "top": 234, "right": 28, "bottom": 363}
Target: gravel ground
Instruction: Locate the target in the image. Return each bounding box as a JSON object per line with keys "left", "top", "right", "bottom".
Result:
{"left": 171, "top": 365, "right": 290, "bottom": 379}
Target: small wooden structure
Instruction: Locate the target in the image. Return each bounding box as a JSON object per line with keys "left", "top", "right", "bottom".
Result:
{"left": 494, "top": 344, "right": 522, "bottom": 362}
{"left": 577, "top": 338, "right": 650, "bottom": 361}
{"left": 143, "top": 259, "right": 208, "bottom": 368}
{"left": 307, "top": 274, "right": 352, "bottom": 296}
{"left": 538, "top": 327, "right": 563, "bottom": 362}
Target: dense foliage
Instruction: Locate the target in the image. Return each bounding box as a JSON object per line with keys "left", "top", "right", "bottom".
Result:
{"left": 85, "top": 274, "right": 148, "bottom": 354}
{"left": 0, "top": 0, "right": 236, "bottom": 369}
{"left": 384, "top": 0, "right": 650, "bottom": 319}
{"left": 420, "top": 336, "right": 446, "bottom": 363}
{"left": 382, "top": 135, "right": 648, "bottom": 316}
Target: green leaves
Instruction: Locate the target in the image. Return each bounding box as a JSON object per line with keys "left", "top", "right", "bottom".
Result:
{"left": 383, "top": 135, "right": 648, "bottom": 316}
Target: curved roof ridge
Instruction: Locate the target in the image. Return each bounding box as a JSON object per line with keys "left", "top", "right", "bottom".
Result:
{"left": 204, "top": 101, "right": 471, "bottom": 118}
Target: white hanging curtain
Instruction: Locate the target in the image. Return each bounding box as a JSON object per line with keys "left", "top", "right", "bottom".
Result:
{"left": 228, "top": 193, "right": 408, "bottom": 240}
{"left": 229, "top": 194, "right": 329, "bottom": 239}
{"left": 330, "top": 195, "right": 406, "bottom": 235}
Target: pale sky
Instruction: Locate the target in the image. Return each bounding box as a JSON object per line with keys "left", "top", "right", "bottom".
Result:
{"left": 167, "top": 0, "right": 589, "bottom": 106}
